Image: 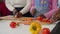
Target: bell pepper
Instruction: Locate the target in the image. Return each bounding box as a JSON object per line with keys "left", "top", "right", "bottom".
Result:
{"left": 30, "top": 21, "right": 42, "bottom": 34}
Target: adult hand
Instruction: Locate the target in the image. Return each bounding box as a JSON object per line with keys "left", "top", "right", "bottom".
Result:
{"left": 15, "top": 12, "right": 22, "bottom": 18}
{"left": 13, "top": 9, "right": 17, "bottom": 15}
{"left": 51, "top": 14, "right": 60, "bottom": 22}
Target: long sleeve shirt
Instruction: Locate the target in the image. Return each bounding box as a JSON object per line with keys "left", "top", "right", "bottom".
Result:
{"left": 30, "top": 0, "right": 35, "bottom": 14}
{"left": 44, "top": 0, "right": 58, "bottom": 19}
{"left": 5, "top": 0, "right": 31, "bottom": 15}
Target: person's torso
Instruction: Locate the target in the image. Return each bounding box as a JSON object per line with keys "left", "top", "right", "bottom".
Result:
{"left": 9, "top": 0, "right": 26, "bottom": 7}
{"left": 34, "top": 0, "right": 49, "bottom": 17}
{"left": 33, "top": 0, "right": 58, "bottom": 17}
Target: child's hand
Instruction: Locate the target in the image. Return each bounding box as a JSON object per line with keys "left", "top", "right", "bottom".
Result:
{"left": 31, "top": 8, "right": 36, "bottom": 16}
{"left": 52, "top": 7, "right": 60, "bottom": 21}
{"left": 52, "top": 14, "right": 60, "bottom": 21}
{"left": 15, "top": 12, "right": 22, "bottom": 18}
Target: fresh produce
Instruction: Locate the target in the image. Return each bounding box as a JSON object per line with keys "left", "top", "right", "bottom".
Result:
{"left": 30, "top": 21, "right": 42, "bottom": 34}
{"left": 36, "top": 16, "right": 51, "bottom": 24}
{"left": 47, "top": 19, "right": 51, "bottom": 23}
{"left": 42, "top": 18, "right": 47, "bottom": 22}
{"left": 10, "top": 22, "right": 17, "bottom": 28}
{"left": 10, "top": 21, "right": 21, "bottom": 28}
{"left": 41, "top": 28, "right": 50, "bottom": 34}
{"left": 36, "top": 16, "right": 43, "bottom": 21}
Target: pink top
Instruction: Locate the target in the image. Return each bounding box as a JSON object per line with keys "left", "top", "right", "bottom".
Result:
{"left": 30, "top": 0, "right": 35, "bottom": 13}
{"left": 30, "top": 0, "right": 58, "bottom": 19}
{"left": 44, "top": 0, "right": 58, "bottom": 19}
{"left": 44, "top": 7, "right": 58, "bottom": 19}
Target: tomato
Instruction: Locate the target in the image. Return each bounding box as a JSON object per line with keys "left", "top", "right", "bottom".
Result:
{"left": 47, "top": 19, "right": 51, "bottom": 23}
{"left": 36, "top": 16, "right": 43, "bottom": 21}
{"left": 42, "top": 18, "right": 47, "bottom": 22}
{"left": 41, "top": 28, "right": 50, "bottom": 34}
{"left": 10, "top": 22, "right": 17, "bottom": 28}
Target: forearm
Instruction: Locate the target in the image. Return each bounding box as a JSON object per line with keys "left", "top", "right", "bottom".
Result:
{"left": 5, "top": 0, "right": 15, "bottom": 11}
{"left": 30, "top": 0, "right": 35, "bottom": 12}
{"left": 20, "top": 0, "right": 31, "bottom": 15}
{"left": 44, "top": 7, "right": 59, "bottom": 19}
{"left": 30, "top": 6, "right": 35, "bottom": 13}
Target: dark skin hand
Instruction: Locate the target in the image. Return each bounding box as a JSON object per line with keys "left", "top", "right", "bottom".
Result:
{"left": 15, "top": 12, "right": 22, "bottom": 18}
{"left": 51, "top": 7, "right": 60, "bottom": 22}
{"left": 13, "top": 9, "right": 22, "bottom": 18}
{"left": 13, "top": 9, "right": 17, "bottom": 15}
{"left": 13, "top": 9, "right": 18, "bottom": 17}
{"left": 31, "top": 8, "right": 36, "bottom": 16}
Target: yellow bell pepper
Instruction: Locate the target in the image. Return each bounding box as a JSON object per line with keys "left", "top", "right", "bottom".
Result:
{"left": 30, "top": 21, "right": 42, "bottom": 34}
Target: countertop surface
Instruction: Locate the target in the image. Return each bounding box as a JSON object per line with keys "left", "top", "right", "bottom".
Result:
{"left": 0, "top": 20, "right": 59, "bottom": 34}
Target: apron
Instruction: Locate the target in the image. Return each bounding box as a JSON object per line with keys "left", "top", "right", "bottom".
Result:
{"left": 34, "top": 0, "right": 49, "bottom": 17}
{"left": 44, "top": 0, "right": 58, "bottom": 19}
{"left": 0, "top": 1, "right": 10, "bottom": 16}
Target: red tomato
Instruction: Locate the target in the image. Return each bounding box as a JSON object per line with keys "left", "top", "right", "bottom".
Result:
{"left": 10, "top": 22, "right": 17, "bottom": 28}
{"left": 37, "top": 16, "right": 43, "bottom": 21}
{"left": 42, "top": 18, "right": 47, "bottom": 22}
{"left": 47, "top": 19, "right": 51, "bottom": 23}
{"left": 41, "top": 28, "right": 50, "bottom": 34}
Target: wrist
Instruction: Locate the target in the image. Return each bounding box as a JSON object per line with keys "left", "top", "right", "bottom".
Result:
{"left": 13, "top": 9, "right": 17, "bottom": 16}
{"left": 19, "top": 12, "right": 22, "bottom": 15}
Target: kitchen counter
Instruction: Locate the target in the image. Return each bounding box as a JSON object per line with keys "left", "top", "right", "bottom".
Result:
{"left": 0, "top": 19, "right": 59, "bottom": 34}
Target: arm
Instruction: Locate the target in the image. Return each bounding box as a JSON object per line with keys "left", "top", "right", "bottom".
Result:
{"left": 44, "top": 7, "right": 59, "bottom": 19}
{"left": 30, "top": 0, "right": 36, "bottom": 16}
{"left": 19, "top": 0, "right": 31, "bottom": 15}
{"left": 5, "top": 0, "right": 15, "bottom": 11}
{"left": 44, "top": 0, "right": 58, "bottom": 19}
{"left": 30, "top": 6, "right": 36, "bottom": 16}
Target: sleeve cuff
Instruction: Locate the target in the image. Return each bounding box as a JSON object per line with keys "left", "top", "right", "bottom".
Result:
{"left": 44, "top": 7, "right": 59, "bottom": 19}
{"left": 30, "top": 6, "right": 35, "bottom": 13}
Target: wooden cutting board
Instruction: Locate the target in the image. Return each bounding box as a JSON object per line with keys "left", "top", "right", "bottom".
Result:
{"left": 0, "top": 15, "right": 17, "bottom": 20}
{"left": 0, "top": 15, "right": 33, "bottom": 20}
{"left": 0, "top": 15, "right": 51, "bottom": 25}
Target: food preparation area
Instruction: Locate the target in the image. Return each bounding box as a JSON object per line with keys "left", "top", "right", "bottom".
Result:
{"left": 0, "top": 15, "right": 59, "bottom": 34}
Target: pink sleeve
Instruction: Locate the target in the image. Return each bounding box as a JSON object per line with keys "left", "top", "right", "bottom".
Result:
{"left": 30, "top": 0, "right": 35, "bottom": 13}
{"left": 44, "top": 0, "right": 58, "bottom": 19}
{"left": 44, "top": 7, "right": 58, "bottom": 19}
{"left": 30, "top": 6, "right": 35, "bottom": 13}
{"left": 52, "top": 0, "right": 58, "bottom": 9}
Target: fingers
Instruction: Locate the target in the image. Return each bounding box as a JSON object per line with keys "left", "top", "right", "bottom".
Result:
{"left": 31, "top": 8, "right": 36, "bottom": 16}
{"left": 15, "top": 12, "right": 22, "bottom": 18}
